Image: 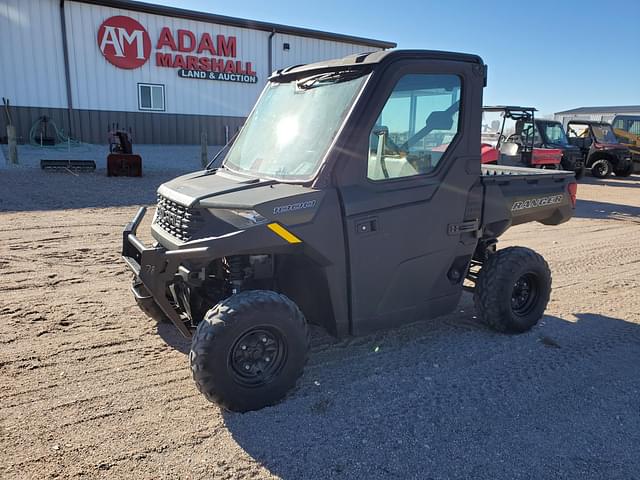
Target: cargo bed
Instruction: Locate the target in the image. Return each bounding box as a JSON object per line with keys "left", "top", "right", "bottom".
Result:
{"left": 480, "top": 165, "right": 576, "bottom": 235}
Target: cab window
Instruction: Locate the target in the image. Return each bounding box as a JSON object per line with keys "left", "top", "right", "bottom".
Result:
{"left": 368, "top": 74, "right": 461, "bottom": 181}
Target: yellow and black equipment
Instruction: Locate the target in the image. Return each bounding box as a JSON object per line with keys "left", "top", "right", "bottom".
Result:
{"left": 612, "top": 115, "right": 640, "bottom": 173}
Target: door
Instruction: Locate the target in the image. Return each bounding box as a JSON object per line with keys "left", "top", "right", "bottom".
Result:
{"left": 337, "top": 62, "right": 483, "bottom": 335}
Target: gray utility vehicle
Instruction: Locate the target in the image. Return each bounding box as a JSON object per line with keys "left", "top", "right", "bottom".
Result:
{"left": 122, "top": 50, "right": 577, "bottom": 412}
{"left": 533, "top": 119, "right": 585, "bottom": 179}
{"left": 566, "top": 120, "right": 633, "bottom": 178}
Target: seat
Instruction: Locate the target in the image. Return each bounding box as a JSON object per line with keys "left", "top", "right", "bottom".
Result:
{"left": 499, "top": 142, "right": 519, "bottom": 156}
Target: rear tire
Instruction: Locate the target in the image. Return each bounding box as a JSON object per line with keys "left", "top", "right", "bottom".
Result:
{"left": 473, "top": 247, "right": 551, "bottom": 333}
{"left": 591, "top": 158, "right": 612, "bottom": 178}
{"left": 190, "top": 290, "right": 309, "bottom": 412}
{"left": 574, "top": 166, "right": 586, "bottom": 180}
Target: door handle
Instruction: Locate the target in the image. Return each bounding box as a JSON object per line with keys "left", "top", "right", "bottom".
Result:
{"left": 356, "top": 217, "right": 378, "bottom": 234}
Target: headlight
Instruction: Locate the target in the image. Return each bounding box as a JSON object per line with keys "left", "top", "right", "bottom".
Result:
{"left": 208, "top": 208, "right": 268, "bottom": 229}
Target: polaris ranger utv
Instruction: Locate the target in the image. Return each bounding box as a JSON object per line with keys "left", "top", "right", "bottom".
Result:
{"left": 122, "top": 50, "right": 577, "bottom": 412}
{"left": 566, "top": 120, "right": 633, "bottom": 178}
{"left": 480, "top": 106, "right": 563, "bottom": 170}
{"left": 534, "top": 119, "right": 585, "bottom": 179}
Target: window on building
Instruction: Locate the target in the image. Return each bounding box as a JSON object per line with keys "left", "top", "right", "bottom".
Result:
{"left": 138, "top": 84, "right": 165, "bottom": 111}
{"left": 368, "top": 74, "right": 461, "bottom": 181}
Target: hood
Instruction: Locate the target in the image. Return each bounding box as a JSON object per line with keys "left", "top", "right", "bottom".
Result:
{"left": 157, "top": 168, "right": 315, "bottom": 210}
{"left": 153, "top": 168, "right": 326, "bottom": 246}
{"left": 594, "top": 142, "right": 629, "bottom": 152}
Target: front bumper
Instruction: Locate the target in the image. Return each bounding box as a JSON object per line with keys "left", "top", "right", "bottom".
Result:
{"left": 122, "top": 207, "right": 301, "bottom": 337}
{"left": 122, "top": 207, "right": 211, "bottom": 337}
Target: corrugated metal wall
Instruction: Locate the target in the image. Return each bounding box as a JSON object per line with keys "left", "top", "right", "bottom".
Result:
{"left": 65, "top": 1, "right": 269, "bottom": 116}
{"left": 0, "top": 106, "right": 245, "bottom": 145}
{"left": 554, "top": 113, "right": 630, "bottom": 126}
{"left": 63, "top": 2, "right": 379, "bottom": 117}
{"left": 272, "top": 33, "right": 375, "bottom": 71}
{"left": 1, "top": 0, "right": 383, "bottom": 144}
{"left": 0, "top": 0, "right": 68, "bottom": 108}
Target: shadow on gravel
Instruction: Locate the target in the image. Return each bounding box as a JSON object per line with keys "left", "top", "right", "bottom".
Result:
{"left": 222, "top": 312, "right": 640, "bottom": 480}
{"left": 575, "top": 198, "right": 640, "bottom": 221}
{"left": 157, "top": 321, "right": 190, "bottom": 354}
{"left": 580, "top": 175, "right": 640, "bottom": 189}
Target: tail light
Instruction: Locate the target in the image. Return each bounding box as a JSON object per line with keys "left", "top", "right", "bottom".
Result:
{"left": 567, "top": 182, "right": 578, "bottom": 208}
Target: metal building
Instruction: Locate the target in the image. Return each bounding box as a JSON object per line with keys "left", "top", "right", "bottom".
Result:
{"left": 0, "top": 0, "right": 395, "bottom": 144}
{"left": 554, "top": 106, "right": 640, "bottom": 126}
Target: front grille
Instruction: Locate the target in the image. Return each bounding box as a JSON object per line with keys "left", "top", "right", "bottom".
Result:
{"left": 154, "top": 194, "right": 203, "bottom": 241}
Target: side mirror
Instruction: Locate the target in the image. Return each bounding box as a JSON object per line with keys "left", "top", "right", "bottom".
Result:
{"left": 424, "top": 111, "right": 454, "bottom": 132}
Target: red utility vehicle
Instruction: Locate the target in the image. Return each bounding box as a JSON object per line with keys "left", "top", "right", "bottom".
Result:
{"left": 481, "top": 106, "right": 562, "bottom": 169}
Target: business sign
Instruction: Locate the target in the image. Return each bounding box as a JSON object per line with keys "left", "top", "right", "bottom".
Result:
{"left": 97, "top": 16, "right": 151, "bottom": 69}
{"left": 97, "top": 15, "right": 258, "bottom": 83}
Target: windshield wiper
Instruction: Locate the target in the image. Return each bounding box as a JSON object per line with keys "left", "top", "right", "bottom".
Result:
{"left": 297, "top": 69, "right": 366, "bottom": 90}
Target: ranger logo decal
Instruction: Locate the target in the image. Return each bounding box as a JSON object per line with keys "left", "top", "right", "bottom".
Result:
{"left": 512, "top": 195, "right": 564, "bottom": 211}
{"left": 273, "top": 200, "right": 317, "bottom": 215}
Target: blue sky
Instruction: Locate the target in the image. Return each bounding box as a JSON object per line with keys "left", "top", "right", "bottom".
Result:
{"left": 154, "top": 0, "right": 639, "bottom": 116}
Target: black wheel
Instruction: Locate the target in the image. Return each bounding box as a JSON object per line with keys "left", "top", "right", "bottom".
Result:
{"left": 190, "top": 290, "right": 309, "bottom": 412}
{"left": 614, "top": 164, "right": 633, "bottom": 177}
{"left": 473, "top": 247, "right": 551, "bottom": 333}
{"left": 574, "top": 166, "right": 585, "bottom": 180}
{"left": 591, "top": 158, "right": 612, "bottom": 178}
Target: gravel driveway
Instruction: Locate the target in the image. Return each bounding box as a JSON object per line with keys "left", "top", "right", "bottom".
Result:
{"left": 1, "top": 156, "right": 639, "bottom": 479}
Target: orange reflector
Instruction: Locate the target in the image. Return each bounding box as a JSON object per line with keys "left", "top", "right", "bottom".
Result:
{"left": 267, "top": 223, "right": 302, "bottom": 244}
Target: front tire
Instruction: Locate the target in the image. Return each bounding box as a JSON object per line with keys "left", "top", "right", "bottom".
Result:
{"left": 190, "top": 290, "right": 309, "bottom": 412}
{"left": 591, "top": 158, "right": 612, "bottom": 178}
{"left": 473, "top": 247, "right": 551, "bottom": 333}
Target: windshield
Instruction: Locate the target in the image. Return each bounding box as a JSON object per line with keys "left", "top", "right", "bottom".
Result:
{"left": 591, "top": 124, "right": 618, "bottom": 144}
{"left": 222, "top": 71, "right": 369, "bottom": 181}
{"left": 542, "top": 122, "right": 569, "bottom": 145}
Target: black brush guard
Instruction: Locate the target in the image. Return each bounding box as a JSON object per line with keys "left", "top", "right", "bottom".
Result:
{"left": 122, "top": 207, "right": 209, "bottom": 337}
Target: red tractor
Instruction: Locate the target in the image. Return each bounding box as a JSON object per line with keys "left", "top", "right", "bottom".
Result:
{"left": 481, "top": 106, "right": 562, "bottom": 169}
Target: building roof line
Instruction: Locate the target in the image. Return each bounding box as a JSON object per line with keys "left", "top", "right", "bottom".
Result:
{"left": 74, "top": 0, "right": 397, "bottom": 49}
{"left": 555, "top": 105, "right": 640, "bottom": 115}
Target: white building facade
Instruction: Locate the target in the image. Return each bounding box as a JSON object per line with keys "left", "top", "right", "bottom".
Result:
{"left": 0, "top": 0, "right": 394, "bottom": 144}
{"left": 554, "top": 106, "right": 640, "bottom": 127}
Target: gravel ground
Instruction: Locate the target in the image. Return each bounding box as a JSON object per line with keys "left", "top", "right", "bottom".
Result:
{"left": 0, "top": 144, "right": 220, "bottom": 212}
{"left": 1, "top": 159, "right": 639, "bottom": 479}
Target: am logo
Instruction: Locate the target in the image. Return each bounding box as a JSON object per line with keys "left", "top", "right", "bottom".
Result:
{"left": 97, "top": 15, "right": 151, "bottom": 69}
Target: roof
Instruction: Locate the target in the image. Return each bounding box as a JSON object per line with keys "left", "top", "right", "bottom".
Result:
{"left": 483, "top": 106, "right": 537, "bottom": 112}
{"left": 555, "top": 105, "right": 640, "bottom": 115}
{"left": 271, "top": 50, "right": 485, "bottom": 80}
{"left": 566, "top": 120, "right": 611, "bottom": 126}
{"left": 76, "top": 0, "right": 397, "bottom": 49}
